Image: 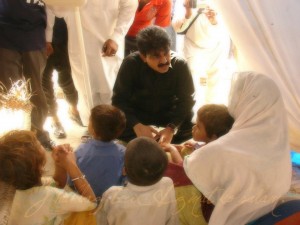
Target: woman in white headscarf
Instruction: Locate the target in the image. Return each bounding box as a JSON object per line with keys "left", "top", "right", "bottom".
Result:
{"left": 184, "top": 71, "right": 292, "bottom": 225}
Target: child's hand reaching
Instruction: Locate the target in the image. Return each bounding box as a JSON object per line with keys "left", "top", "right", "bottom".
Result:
{"left": 173, "top": 144, "right": 184, "bottom": 152}
{"left": 160, "top": 143, "right": 177, "bottom": 152}
{"left": 183, "top": 140, "right": 198, "bottom": 149}
{"left": 181, "top": 141, "right": 204, "bottom": 158}
{"left": 160, "top": 143, "right": 183, "bottom": 164}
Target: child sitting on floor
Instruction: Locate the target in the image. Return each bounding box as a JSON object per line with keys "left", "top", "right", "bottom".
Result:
{"left": 0, "top": 130, "right": 97, "bottom": 225}
{"left": 97, "top": 137, "right": 179, "bottom": 225}
{"left": 162, "top": 104, "right": 234, "bottom": 164}
{"left": 162, "top": 104, "right": 234, "bottom": 225}
{"left": 68, "top": 104, "right": 126, "bottom": 198}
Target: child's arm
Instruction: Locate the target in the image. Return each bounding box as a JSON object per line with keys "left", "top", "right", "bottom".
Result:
{"left": 52, "top": 144, "right": 96, "bottom": 202}
{"left": 161, "top": 143, "right": 183, "bottom": 164}
{"left": 52, "top": 145, "right": 69, "bottom": 188}
{"left": 52, "top": 163, "right": 67, "bottom": 188}
{"left": 183, "top": 140, "right": 198, "bottom": 149}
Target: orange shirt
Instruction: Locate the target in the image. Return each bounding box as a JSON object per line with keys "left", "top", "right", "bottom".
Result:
{"left": 127, "top": 0, "right": 171, "bottom": 37}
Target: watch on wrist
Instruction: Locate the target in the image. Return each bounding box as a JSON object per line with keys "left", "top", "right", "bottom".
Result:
{"left": 166, "top": 123, "right": 178, "bottom": 135}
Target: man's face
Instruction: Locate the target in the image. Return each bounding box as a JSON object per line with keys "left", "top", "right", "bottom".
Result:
{"left": 142, "top": 49, "right": 171, "bottom": 73}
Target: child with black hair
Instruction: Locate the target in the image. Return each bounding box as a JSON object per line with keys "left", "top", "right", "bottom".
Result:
{"left": 97, "top": 137, "right": 179, "bottom": 225}
{"left": 69, "top": 104, "right": 126, "bottom": 198}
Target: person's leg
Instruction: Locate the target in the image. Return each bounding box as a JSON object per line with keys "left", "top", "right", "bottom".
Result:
{"left": 55, "top": 43, "right": 79, "bottom": 107}
{"left": 42, "top": 50, "right": 66, "bottom": 138}
{"left": 0, "top": 48, "right": 33, "bottom": 134}
{"left": 0, "top": 48, "right": 34, "bottom": 133}
{"left": 0, "top": 48, "right": 23, "bottom": 89}
{"left": 42, "top": 49, "right": 57, "bottom": 117}
{"left": 22, "top": 49, "right": 54, "bottom": 149}
{"left": 54, "top": 43, "right": 82, "bottom": 126}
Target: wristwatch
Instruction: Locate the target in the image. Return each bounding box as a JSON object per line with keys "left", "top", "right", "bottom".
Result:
{"left": 166, "top": 123, "right": 178, "bottom": 135}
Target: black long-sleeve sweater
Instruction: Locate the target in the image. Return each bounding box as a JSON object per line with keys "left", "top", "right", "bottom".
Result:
{"left": 0, "top": 0, "right": 46, "bottom": 51}
{"left": 112, "top": 51, "right": 195, "bottom": 130}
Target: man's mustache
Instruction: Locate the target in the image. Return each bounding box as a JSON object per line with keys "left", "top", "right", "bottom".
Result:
{"left": 158, "top": 62, "right": 170, "bottom": 67}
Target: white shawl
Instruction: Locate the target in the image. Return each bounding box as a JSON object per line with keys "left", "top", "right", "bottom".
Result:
{"left": 184, "top": 71, "right": 292, "bottom": 225}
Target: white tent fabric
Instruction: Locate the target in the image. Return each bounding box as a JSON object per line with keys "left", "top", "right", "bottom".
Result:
{"left": 212, "top": 0, "right": 300, "bottom": 152}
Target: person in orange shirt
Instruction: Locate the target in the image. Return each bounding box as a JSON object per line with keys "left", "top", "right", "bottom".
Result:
{"left": 125, "top": 0, "right": 172, "bottom": 56}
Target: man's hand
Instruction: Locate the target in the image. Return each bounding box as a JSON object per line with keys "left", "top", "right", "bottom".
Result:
{"left": 184, "top": 0, "right": 192, "bottom": 19}
{"left": 46, "top": 42, "right": 54, "bottom": 57}
{"left": 204, "top": 7, "right": 217, "bottom": 25}
{"left": 158, "top": 127, "right": 174, "bottom": 144}
{"left": 133, "top": 123, "right": 159, "bottom": 139}
{"left": 102, "top": 39, "right": 118, "bottom": 57}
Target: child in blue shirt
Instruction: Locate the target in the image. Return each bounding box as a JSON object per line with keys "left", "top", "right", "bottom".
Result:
{"left": 69, "top": 104, "right": 126, "bottom": 198}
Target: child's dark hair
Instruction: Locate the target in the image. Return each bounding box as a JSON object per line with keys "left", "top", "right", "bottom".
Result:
{"left": 136, "top": 25, "right": 171, "bottom": 56}
{"left": 197, "top": 104, "right": 234, "bottom": 138}
{"left": 0, "top": 130, "right": 46, "bottom": 190}
{"left": 125, "top": 137, "right": 168, "bottom": 186}
{"left": 90, "top": 104, "right": 126, "bottom": 142}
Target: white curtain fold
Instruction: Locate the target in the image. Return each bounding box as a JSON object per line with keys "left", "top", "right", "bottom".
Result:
{"left": 213, "top": 0, "right": 300, "bottom": 151}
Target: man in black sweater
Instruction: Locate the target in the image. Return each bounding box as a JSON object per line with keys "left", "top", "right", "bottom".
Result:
{"left": 112, "top": 25, "right": 195, "bottom": 144}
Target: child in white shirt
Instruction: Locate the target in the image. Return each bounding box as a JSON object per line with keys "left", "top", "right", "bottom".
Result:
{"left": 97, "top": 137, "right": 179, "bottom": 225}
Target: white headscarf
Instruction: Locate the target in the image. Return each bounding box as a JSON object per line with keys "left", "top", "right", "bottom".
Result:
{"left": 184, "top": 72, "right": 292, "bottom": 225}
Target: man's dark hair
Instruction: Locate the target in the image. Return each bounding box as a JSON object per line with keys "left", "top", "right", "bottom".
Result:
{"left": 125, "top": 137, "right": 168, "bottom": 186}
{"left": 136, "top": 25, "right": 171, "bottom": 56}
{"left": 90, "top": 104, "right": 126, "bottom": 142}
{"left": 197, "top": 104, "right": 234, "bottom": 138}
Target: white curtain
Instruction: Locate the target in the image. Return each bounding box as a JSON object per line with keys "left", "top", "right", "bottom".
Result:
{"left": 212, "top": 0, "right": 300, "bottom": 152}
